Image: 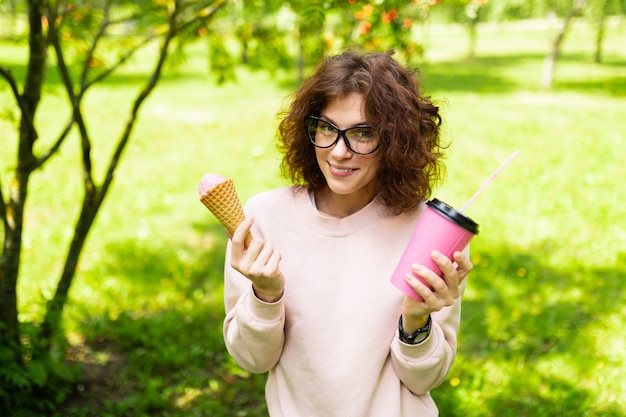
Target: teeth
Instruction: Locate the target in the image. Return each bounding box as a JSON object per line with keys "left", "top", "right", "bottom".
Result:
{"left": 330, "top": 165, "right": 352, "bottom": 173}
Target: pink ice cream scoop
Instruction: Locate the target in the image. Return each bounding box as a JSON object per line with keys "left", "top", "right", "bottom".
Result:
{"left": 198, "top": 173, "right": 226, "bottom": 196}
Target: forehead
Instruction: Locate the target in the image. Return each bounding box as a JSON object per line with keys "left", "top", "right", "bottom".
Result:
{"left": 321, "top": 93, "right": 367, "bottom": 127}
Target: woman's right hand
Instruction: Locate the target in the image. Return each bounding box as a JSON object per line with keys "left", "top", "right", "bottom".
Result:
{"left": 230, "top": 217, "right": 285, "bottom": 303}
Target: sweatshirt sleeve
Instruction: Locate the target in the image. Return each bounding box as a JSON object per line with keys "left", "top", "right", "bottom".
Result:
{"left": 389, "top": 280, "right": 465, "bottom": 395}
{"left": 222, "top": 241, "right": 286, "bottom": 373}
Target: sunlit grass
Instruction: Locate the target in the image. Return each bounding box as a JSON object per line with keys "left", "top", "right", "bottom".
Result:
{"left": 2, "top": 19, "right": 625, "bottom": 416}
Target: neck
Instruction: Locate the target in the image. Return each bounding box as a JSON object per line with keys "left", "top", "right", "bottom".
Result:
{"left": 314, "top": 187, "right": 376, "bottom": 218}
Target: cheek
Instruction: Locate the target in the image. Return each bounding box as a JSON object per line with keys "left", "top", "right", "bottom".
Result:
{"left": 362, "top": 155, "right": 382, "bottom": 175}
{"left": 315, "top": 147, "right": 329, "bottom": 165}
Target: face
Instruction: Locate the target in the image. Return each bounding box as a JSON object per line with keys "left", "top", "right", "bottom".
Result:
{"left": 315, "top": 93, "right": 381, "bottom": 212}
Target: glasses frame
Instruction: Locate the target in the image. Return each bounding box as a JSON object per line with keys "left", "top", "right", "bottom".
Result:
{"left": 305, "top": 116, "right": 380, "bottom": 155}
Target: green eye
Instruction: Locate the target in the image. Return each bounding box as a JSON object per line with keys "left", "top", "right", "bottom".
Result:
{"left": 320, "top": 123, "right": 336, "bottom": 134}
{"left": 349, "top": 128, "right": 375, "bottom": 141}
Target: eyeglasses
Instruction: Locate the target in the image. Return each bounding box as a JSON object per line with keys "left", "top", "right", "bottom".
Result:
{"left": 305, "top": 116, "right": 380, "bottom": 155}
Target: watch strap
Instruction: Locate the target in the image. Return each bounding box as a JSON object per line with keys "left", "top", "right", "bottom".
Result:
{"left": 398, "top": 314, "right": 432, "bottom": 345}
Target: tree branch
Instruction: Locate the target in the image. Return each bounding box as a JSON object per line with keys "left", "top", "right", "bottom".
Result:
{"left": 99, "top": 2, "right": 181, "bottom": 198}
{"left": 46, "top": 4, "right": 95, "bottom": 190}
{"left": 0, "top": 66, "right": 37, "bottom": 142}
{"left": 0, "top": 66, "right": 20, "bottom": 221}
{"left": 33, "top": 114, "right": 74, "bottom": 169}
{"left": 79, "top": 0, "right": 113, "bottom": 91}
{"left": 0, "top": 179, "right": 5, "bottom": 227}
{"left": 108, "top": 10, "right": 146, "bottom": 26}
{"left": 83, "top": 33, "right": 158, "bottom": 90}
{"left": 177, "top": 0, "right": 227, "bottom": 33}
{"left": 78, "top": 0, "right": 226, "bottom": 94}
{"left": 36, "top": 0, "right": 145, "bottom": 168}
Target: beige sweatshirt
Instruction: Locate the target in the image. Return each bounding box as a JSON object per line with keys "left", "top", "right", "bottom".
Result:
{"left": 223, "top": 186, "right": 464, "bottom": 417}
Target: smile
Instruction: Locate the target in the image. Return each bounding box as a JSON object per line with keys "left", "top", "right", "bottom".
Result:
{"left": 328, "top": 163, "right": 357, "bottom": 176}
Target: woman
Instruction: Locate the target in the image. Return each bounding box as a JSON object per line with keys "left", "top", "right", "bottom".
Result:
{"left": 223, "top": 50, "right": 472, "bottom": 416}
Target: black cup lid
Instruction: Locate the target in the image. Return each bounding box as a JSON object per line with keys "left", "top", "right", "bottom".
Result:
{"left": 426, "top": 198, "right": 479, "bottom": 235}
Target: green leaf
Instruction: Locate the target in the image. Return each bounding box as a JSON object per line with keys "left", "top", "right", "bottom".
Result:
{"left": 26, "top": 360, "right": 48, "bottom": 387}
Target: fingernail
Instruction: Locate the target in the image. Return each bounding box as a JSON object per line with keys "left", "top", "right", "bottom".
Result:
{"left": 431, "top": 251, "right": 441, "bottom": 259}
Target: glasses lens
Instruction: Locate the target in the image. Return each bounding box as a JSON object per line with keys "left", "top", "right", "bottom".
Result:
{"left": 306, "top": 117, "right": 379, "bottom": 154}
{"left": 345, "top": 127, "right": 378, "bottom": 154}
{"left": 307, "top": 119, "right": 338, "bottom": 148}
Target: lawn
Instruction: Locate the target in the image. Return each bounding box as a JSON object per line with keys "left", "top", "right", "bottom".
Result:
{"left": 2, "top": 19, "right": 625, "bottom": 417}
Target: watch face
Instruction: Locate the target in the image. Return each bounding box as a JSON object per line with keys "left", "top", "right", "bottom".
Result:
{"left": 399, "top": 315, "right": 432, "bottom": 344}
{"left": 410, "top": 331, "right": 429, "bottom": 344}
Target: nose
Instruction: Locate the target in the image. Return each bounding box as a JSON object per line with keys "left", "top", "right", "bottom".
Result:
{"left": 330, "top": 133, "right": 353, "bottom": 158}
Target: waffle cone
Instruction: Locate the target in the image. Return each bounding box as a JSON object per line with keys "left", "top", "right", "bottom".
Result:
{"left": 200, "top": 178, "right": 252, "bottom": 246}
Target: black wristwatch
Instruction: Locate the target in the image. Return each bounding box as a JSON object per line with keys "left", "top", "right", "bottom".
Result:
{"left": 398, "top": 314, "right": 432, "bottom": 345}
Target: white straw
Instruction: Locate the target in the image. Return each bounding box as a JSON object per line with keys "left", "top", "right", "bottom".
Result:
{"left": 460, "top": 150, "right": 519, "bottom": 213}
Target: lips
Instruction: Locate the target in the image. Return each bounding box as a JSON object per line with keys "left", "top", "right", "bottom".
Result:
{"left": 328, "top": 162, "right": 357, "bottom": 177}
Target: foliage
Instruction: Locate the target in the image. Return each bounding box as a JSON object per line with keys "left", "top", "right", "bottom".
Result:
{"left": 207, "top": 0, "right": 451, "bottom": 81}
{"left": 331, "top": 0, "right": 430, "bottom": 66}
{"left": 0, "top": 321, "right": 78, "bottom": 414}
{"left": 0, "top": 0, "right": 226, "bottom": 414}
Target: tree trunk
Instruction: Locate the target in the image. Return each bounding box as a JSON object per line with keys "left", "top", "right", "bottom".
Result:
{"left": 594, "top": 16, "right": 605, "bottom": 63}
{"left": 467, "top": 20, "right": 477, "bottom": 61}
{"left": 0, "top": 0, "right": 47, "bottom": 358}
{"left": 36, "top": 190, "right": 102, "bottom": 350}
{"left": 594, "top": 0, "right": 609, "bottom": 64}
{"left": 541, "top": 0, "right": 587, "bottom": 88}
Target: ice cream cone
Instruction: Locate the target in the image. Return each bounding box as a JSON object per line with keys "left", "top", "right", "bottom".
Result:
{"left": 199, "top": 177, "right": 252, "bottom": 247}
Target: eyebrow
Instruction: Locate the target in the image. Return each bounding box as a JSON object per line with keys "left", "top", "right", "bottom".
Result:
{"left": 318, "top": 114, "right": 370, "bottom": 128}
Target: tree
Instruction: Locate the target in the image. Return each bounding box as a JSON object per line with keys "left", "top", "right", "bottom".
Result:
{"left": 587, "top": 0, "right": 626, "bottom": 63}
{"left": 428, "top": 0, "right": 492, "bottom": 60}
{"left": 212, "top": 0, "right": 442, "bottom": 85}
{"left": 541, "top": 0, "right": 587, "bottom": 88}
{"left": 543, "top": 0, "right": 626, "bottom": 86}
{"left": 339, "top": 0, "right": 433, "bottom": 66}
{"left": 0, "top": 0, "right": 225, "bottom": 412}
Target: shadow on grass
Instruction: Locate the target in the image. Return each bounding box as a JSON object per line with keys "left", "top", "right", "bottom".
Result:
{"left": 434, "top": 243, "right": 626, "bottom": 417}
{"left": 56, "top": 222, "right": 268, "bottom": 417}
{"left": 421, "top": 54, "right": 626, "bottom": 97}
{"left": 556, "top": 77, "right": 626, "bottom": 96}
{"left": 56, "top": 225, "right": 626, "bottom": 416}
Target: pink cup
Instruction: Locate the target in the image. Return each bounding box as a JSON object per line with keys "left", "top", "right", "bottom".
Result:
{"left": 390, "top": 199, "right": 479, "bottom": 300}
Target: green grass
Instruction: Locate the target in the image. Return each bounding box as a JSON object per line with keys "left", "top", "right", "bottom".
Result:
{"left": 2, "top": 19, "right": 625, "bottom": 416}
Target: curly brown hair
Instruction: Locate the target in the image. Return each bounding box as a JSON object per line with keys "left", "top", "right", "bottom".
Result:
{"left": 278, "top": 50, "right": 446, "bottom": 214}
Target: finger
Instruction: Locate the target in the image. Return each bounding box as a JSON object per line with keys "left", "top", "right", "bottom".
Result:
{"left": 453, "top": 251, "right": 473, "bottom": 278}
{"left": 449, "top": 253, "right": 471, "bottom": 286}
{"left": 405, "top": 272, "right": 447, "bottom": 310}
{"left": 411, "top": 261, "right": 447, "bottom": 289}
{"left": 230, "top": 218, "right": 256, "bottom": 271}
{"left": 263, "top": 250, "right": 282, "bottom": 276}
{"left": 431, "top": 251, "right": 455, "bottom": 276}
{"left": 232, "top": 217, "right": 254, "bottom": 251}
{"left": 412, "top": 263, "right": 455, "bottom": 305}
{"left": 249, "top": 244, "right": 278, "bottom": 275}
{"left": 403, "top": 272, "right": 431, "bottom": 303}
{"left": 407, "top": 265, "right": 450, "bottom": 299}
{"left": 431, "top": 251, "right": 462, "bottom": 289}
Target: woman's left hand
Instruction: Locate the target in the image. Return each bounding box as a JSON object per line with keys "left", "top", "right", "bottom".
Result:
{"left": 400, "top": 250, "right": 473, "bottom": 332}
